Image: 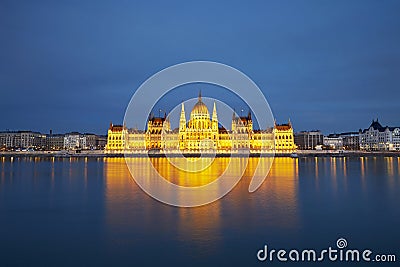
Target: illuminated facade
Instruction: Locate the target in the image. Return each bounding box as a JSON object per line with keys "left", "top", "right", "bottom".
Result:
{"left": 177, "top": 94, "right": 219, "bottom": 151}
{"left": 105, "top": 92, "right": 296, "bottom": 153}
{"left": 359, "top": 119, "right": 400, "bottom": 151}
{"left": 273, "top": 120, "right": 296, "bottom": 152}
{"left": 105, "top": 123, "right": 128, "bottom": 151}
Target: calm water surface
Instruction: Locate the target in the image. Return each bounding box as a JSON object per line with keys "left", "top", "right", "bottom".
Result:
{"left": 0, "top": 156, "right": 399, "bottom": 266}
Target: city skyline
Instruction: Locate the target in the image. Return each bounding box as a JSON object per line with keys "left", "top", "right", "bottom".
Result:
{"left": 1, "top": 1, "right": 400, "bottom": 134}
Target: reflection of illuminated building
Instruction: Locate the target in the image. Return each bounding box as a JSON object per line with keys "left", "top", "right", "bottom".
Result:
{"left": 102, "top": 157, "right": 300, "bottom": 246}
{"left": 239, "top": 157, "right": 299, "bottom": 228}
{"left": 105, "top": 92, "right": 296, "bottom": 153}
{"left": 267, "top": 157, "right": 299, "bottom": 179}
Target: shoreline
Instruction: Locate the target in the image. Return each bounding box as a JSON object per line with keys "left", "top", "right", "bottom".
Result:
{"left": 0, "top": 150, "right": 400, "bottom": 158}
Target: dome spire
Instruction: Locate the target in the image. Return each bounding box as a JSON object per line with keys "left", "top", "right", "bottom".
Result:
{"left": 190, "top": 91, "right": 210, "bottom": 118}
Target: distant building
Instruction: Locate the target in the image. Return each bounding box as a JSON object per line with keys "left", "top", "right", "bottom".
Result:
{"left": 46, "top": 134, "right": 65, "bottom": 150}
{"left": 84, "top": 133, "right": 97, "bottom": 150}
{"left": 359, "top": 119, "right": 400, "bottom": 151}
{"left": 0, "top": 129, "right": 104, "bottom": 151}
{"left": 323, "top": 134, "right": 343, "bottom": 150}
{"left": 96, "top": 135, "right": 107, "bottom": 149}
{"left": 294, "top": 131, "right": 324, "bottom": 150}
{"left": 64, "top": 132, "right": 87, "bottom": 150}
{"left": 46, "top": 130, "right": 65, "bottom": 150}
{"left": 0, "top": 131, "right": 46, "bottom": 150}
{"left": 341, "top": 132, "right": 359, "bottom": 150}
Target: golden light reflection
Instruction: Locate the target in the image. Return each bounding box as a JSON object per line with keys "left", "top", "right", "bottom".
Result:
{"left": 51, "top": 157, "right": 55, "bottom": 188}
{"left": 338, "top": 158, "right": 348, "bottom": 191}
{"left": 398, "top": 157, "right": 400, "bottom": 177}
{"left": 386, "top": 157, "right": 394, "bottom": 178}
{"left": 385, "top": 157, "right": 394, "bottom": 188}
{"left": 330, "top": 157, "right": 337, "bottom": 179}
{"left": 104, "top": 158, "right": 225, "bottom": 255}
{"left": 103, "top": 156, "right": 300, "bottom": 245}
{"left": 112, "top": 157, "right": 299, "bottom": 210}
{"left": 256, "top": 157, "right": 299, "bottom": 228}
{"left": 330, "top": 157, "right": 337, "bottom": 193}
{"left": 360, "top": 157, "right": 365, "bottom": 179}
{"left": 149, "top": 157, "right": 228, "bottom": 187}
{"left": 103, "top": 158, "right": 136, "bottom": 238}
{"left": 1, "top": 157, "right": 4, "bottom": 185}
{"left": 104, "top": 157, "right": 133, "bottom": 191}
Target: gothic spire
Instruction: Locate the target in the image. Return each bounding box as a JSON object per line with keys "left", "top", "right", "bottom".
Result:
{"left": 212, "top": 101, "right": 218, "bottom": 121}
{"left": 179, "top": 102, "right": 186, "bottom": 130}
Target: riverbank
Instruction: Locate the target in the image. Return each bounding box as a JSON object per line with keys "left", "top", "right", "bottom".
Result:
{"left": 1, "top": 150, "right": 400, "bottom": 158}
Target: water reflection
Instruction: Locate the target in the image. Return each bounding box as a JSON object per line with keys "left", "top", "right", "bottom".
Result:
{"left": 103, "top": 156, "right": 301, "bottom": 249}
{"left": 305, "top": 156, "right": 400, "bottom": 196}
{"left": 360, "top": 157, "right": 365, "bottom": 179}
{"left": 398, "top": 157, "right": 400, "bottom": 177}
{"left": 1, "top": 157, "right": 5, "bottom": 185}
{"left": 150, "top": 157, "right": 225, "bottom": 187}
{"left": 0, "top": 156, "right": 399, "bottom": 265}
{"left": 259, "top": 157, "right": 299, "bottom": 229}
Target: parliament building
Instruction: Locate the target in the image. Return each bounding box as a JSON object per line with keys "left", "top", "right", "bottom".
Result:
{"left": 106, "top": 93, "right": 296, "bottom": 153}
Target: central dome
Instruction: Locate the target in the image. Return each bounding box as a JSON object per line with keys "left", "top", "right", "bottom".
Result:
{"left": 191, "top": 91, "right": 209, "bottom": 116}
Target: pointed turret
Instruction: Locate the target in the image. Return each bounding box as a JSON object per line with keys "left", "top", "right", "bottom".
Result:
{"left": 198, "top": 90, "right": 202, "bottom": 101}
{"left": 179, "top": 102, "right": 186, "bottom": 131}
{"left": 212, "top": 101, "right": 218, "bottom": 121}
{"left": 211, "top": 101, "right": 218, "bottom": 132}
{"left": 178, "top": 102, "right": 187, "bottom": 150}
{"left": 231, "top": 110, "right": 237, "bottom": 132}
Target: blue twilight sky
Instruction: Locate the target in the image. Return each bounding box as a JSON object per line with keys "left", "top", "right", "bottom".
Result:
{"left": 1, "top": 0, "right": 400, "bottom": 134}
